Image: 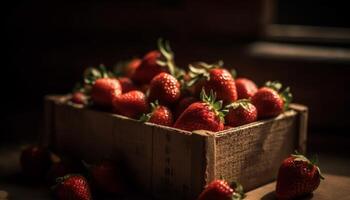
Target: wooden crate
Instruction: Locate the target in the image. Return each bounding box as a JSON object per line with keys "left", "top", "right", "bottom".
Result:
{"left": 43, "top": 95, "right": 307, "bottom": 200}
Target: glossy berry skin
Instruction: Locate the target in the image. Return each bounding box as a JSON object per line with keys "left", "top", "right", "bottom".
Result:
{"left": 112, "top": 90, "right": 149, "bottom": 119}
{"left": 90, "top": 161, "right": 125, "bottom": 195}
{"left": 20, "top": 145, "right": 52, "bottom": 179}
{"left": 276, "top": 156, "right": 321, "bottom": 200}
{"left": 149, "top": 73, "right": 181, "bottom": 106}
{"left": 174, "top": 96, "right": 197, "bottom": 120}
{"left": 198, "top": 180, "right": 234, "bottom": 200}
{"left": 251, "top": 87, "right": 284, "bottom": 118}
{"left": 54, "top": 175, "right": 92, "bottom": 200}
{"left": 71, "top": 92, "right": 87, "bottom": 105}
{"left": 196, "top": 69, "right": 237, "bottom": 105}
{"left": 235, "top": 78, "right": 258, "bottom": 99}
{"left": 91, "top": 78, "right": 122, "bottom": 107}
{"left": 225, "top": 102, "right": 257, "bottom": 127}
{"left": 174, "top": 102, "right": 224, "bottom": 132}
{"left": 118, "top": 77, "right": 137, "bottom": 93}
{"left": 131, "top": 50, "right": 167, "bottom": 84}
{"left": 149, "top": 105, "right": 174, "bottom": 126}
{"left": 124, "top": 58, "right": 141, "bottom": 78}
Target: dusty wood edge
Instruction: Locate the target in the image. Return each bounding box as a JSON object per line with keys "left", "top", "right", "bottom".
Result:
{"left": 205, "top": 134, "right": 216, "bottom": 184}
{"left": 289, "top": 104, "right": 308, "bottom": 154}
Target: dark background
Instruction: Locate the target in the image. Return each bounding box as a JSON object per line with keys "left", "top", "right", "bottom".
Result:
{"left": 4, "top": 1, "right": 350, "bottom": 154}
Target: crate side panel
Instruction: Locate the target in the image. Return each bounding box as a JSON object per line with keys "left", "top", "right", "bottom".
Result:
{"left": 54, "top": 104, "right": 115, "bottom": 162}
{"left": 215, "top": 112, "right": 298, "bottom": 191}
{"left": 152, "top": 129, "right": 195, "bottom": 200}
{"left": 113, "top": 117, "right": 154, "bottom": 192}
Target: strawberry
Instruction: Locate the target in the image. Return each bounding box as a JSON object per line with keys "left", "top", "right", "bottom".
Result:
{"left": 276, "top": 152, "right": 324, "bottom": 199}
{"left": 174, "top": 90, "right": 227, "bottom": 132}
{"left": 124, "top": 58, "right": 141, "bottom": 78}
{"left": 140, "top": 101, "right": 174, "bottom": 126}
{"left": 148, "top": 72, "right": 181, "bottom": 105}
{"left": 225, "top": 99, "right": 257, "bottom": 127}
{"left": 173, "top": 96, "right": 197, "bottom": 119}
{"left": 85, "top": 160, "right": 126, "bottom": 195}
{"left": 20, "top": 145, "right": 52, "bottom": 180}
{"left": 118, "top": 77, "right": 137, "bottom": 93}
{"left": 112, "top": 90, "right": 149, "bottom": 119}
{"left": 53, "top": 174, "right": 92, "bottom": 200}
{"left": 189, "top": 62, "right": 237, "bottom": 105}
{"left": 132, "top": 39, "right": 175, "bottom": 84}
{"left": 235, "top": 78, "right": 258, "bottom": 99}
{"left": 251, "top": 81, "right": 292, "bottom": 118}
{"left": 198, "top": 179, "right": 245, "bottom": 200}
{"left": 71, "top": 92, "right": 88, "bottom": 105}
{"left": 84, "top": 65, "right": 121, "bottom": 107}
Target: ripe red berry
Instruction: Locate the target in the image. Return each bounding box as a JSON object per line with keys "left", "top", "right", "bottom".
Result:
{"left": 225, "top": 99, "right": 257, "bottom": 127}
{"left": 148, "top": 72, "right": 181, "bottom": 106}
{"left": 91, "top": 78, "right": 122, "bottom": 107}
{"left": 198, "top": 179, "right": 244, "bottom": 200}
{"left": 71, "top": 92, "right": 88, "bottom": 105}
{"left": 54, "top": 174, "right": 92, "bottom": 200}
{"left": 173, "top": 96, "right": 197, "bottom": 120}
{"left": 235, "top": 78, "right": 258, "bottom": 99}
{"left": 276, "top": 153, "right": 324, "bottom": 199}
{"left": 118, "top": 77, "right": 137, "bottom": 93}
{"left": 140, "top": 101, "right": 174, "bottom": 126}
{"left": 112, "top": 90, "right": 149, "bottom": 119}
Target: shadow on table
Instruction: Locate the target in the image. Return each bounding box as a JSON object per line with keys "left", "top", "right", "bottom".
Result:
{"left": 261, "top": 191, "right": 313, "bottom": 200}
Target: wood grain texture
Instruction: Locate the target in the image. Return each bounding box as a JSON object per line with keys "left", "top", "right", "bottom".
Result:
{"left": 45, "top": 96, "right": 307, "bottom": 199}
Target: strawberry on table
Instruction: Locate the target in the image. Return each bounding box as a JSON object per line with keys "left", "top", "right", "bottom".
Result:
{"left": 276, "top": 152, "right": 324, "bottom": 200}
{"left": 140, "top": 101, "right": 174, "bottom": 126}
{"left": 53, "top": 174, "right": 92, "bottom": 200}
{"left": 251, "top": 81, "right": 292, "bottom": 118}
{"left": 225, "top": 99, "right": 257, "bottom": 127}
{"left": 132, "top": 39, "right": 176, "bottom": 84}
{"left": 235, "top": 78, "right": 258, "bottom": 99}
{"left": 189, "top": 62, "right": 237, "bottom": 105}
{"left": 20, "top": 145, "right": 52, "bottom": 180}
{"left": 112, "top": 90, "right": 149, "bottom": 119}
{"left": 148, "top": 72, "right": 181, "bottom": 106}
{"left": 198, "top": 179, "right": 245, "bottom": 200}
{"left": 174, "top": 89, "right": 227, "bottom": 132}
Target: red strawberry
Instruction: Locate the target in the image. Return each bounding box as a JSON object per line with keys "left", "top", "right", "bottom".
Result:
{"left": 189, "top": 63, "right": 237, "bottom": 105}
{"left": 174, "top": 90, "right": 226, "bottom": 132}
{"left": 112, "top": 90, "right": 149, "bottom": 119}
{"left": 225, "top": 99, "right": 257, "bottom": 127}
{"left": 276, "top": 153, "right": 324, "bottom": 199}
{"left": 132, "top": 39, "right": 175, "bottom": 84}
{"left": 20, "top": 145, "right": 52, "bottom": 179}
{"left": 235, "top": 78, "right": 258, "bottom": 99}
{"left": 148, "top": 72, "right": 181, "bottom": 105}
{"left": 54, "top": 174, "right": 92, "bottom": 200}
{"left": 87, "top": 160, "right": 126, "bottom": 195}
{"left": 124, "top": 58, "right": 141, "bottom": 78}
{"left": 118, "top": 77, "right": 137, "bottom": 93}
{"left": 174, "top": 96, "right": 197, "bottom": 119}
{"left": 71, "top": 92, "right": 88, "bottom": 105}
{"left": 198, "top": 179, "right": 244, "bottom": 200}
{"left": 91, "top": 78, "right": 122, "bottom": 107}
{"left": 140, "top": 101, "right": 174, "bottom": 126}
{"left": 251, "top": 81, "right": 292, "bottom": 118}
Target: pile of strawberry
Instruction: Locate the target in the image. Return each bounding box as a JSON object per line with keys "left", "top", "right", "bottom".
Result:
{"left": 19, "top": 145, "right": 324, "bottom": 200}
{"left": 71, "top": 39, "right": 292, "bottom": 132}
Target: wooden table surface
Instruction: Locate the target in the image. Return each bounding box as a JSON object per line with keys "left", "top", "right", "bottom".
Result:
{"left": 1, "top": 145, "right": 350, "bottom": 200}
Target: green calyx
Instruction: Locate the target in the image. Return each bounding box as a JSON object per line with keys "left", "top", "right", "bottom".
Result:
{"left": 200, "top": 89, "right": 228, "bottom": 123}
{"left": 84, "top": 64, "right": 113, "bottom": 85}
{"left": 139, "top": 100, "right": 159, "bottom": 122}
{"left": 156, "top": 38, "right": 177, "bottom": 77}
{"left": 230, "top": 181, "right": 246, "bottom": 200}
{"left": 187, "top": 61, "right": 223, "bottom": 88}
{"left": 292, "top": 151, "right": 325, "bottom": 180}
{"left": 265, "top": 81, "right": 293, "bottom": 111}
{"left": 225, "top": 99, "right": 251, "bottom": 111}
